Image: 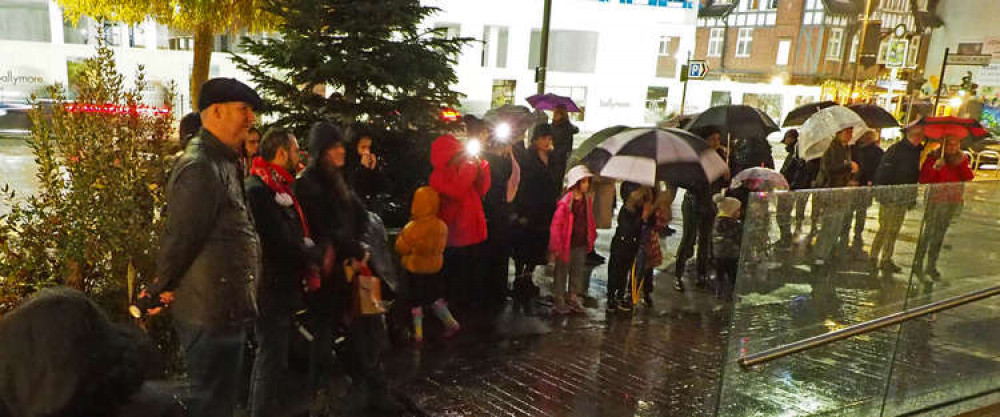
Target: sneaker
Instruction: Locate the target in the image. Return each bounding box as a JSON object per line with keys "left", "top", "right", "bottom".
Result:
{"left": 927, "top": 268, "right": 942, "bottom": 281}
{"left": 617, "top": 299, "right": 633, "bottom": 312}
{"left": 567, "top": 299, "right": 587, "bottom": 314}
{"left": 606, "top": 298, "right": 618, "bottom": 313}
{"left": 674, "top": 278, "right": 685, "bottom": 292}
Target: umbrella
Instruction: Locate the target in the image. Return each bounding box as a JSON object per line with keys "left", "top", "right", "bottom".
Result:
{"left": 526, "top": 93, "right": 581, "bottom": 112}
{"left": 847, "top": 104, "right": 900, "bottom": 128}
{"left": 731, "top": 167, "right": 789, "bottom": 191}
{"left": 782, "top": 100, "right": 837, "bottom": 127}
{"left": 684, "top": 105, "right": 780, "bottom": 141}
{"left": 569, "top": 125, "right": 631, "bottom": 165}
{"left": 798, "top": 105, "right": 868, "bottom": 161}
{"left": 581, "top": 127, "right": 729, "bottom": 189}
{"left": 920, "top": 116, "right": 990, "bottom": 140}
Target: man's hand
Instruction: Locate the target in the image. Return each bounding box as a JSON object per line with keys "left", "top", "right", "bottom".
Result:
{"left": 933, "top": 158, "right": 945, "bottom": 170}
{"left": 148, "top": 292, "right": 174, "bottom": 316}
{"left": 850, "top": 161, "right": 860, "bottom": 174}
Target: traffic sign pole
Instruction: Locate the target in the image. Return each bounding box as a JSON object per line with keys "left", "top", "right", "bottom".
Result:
{"left": 680, "top": 52, "right": 691, "bottom": 116}
{"left": 933, "top": 48, "right": 949, "bottom": 113}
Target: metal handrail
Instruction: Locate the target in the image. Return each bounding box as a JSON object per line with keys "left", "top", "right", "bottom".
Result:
{"left": 739, "top": 284, "right": 1000, "bottom": 368}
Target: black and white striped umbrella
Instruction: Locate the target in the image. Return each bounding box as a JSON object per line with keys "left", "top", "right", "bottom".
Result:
{"left": 581, "top": 127, "right": 729, "bottom": 188}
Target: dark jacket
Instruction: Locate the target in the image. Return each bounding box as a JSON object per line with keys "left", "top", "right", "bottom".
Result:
{"left": 612, "top": 204, "right": 643, "bottom": 249}
{"left": 0, "top": 288, "right": 182, "bottom": 417}
{"left": 550, "top": 119, "right": 579, "bottom": 161}
{"left": 245, "top": 174, "right": 314, "bottom": 315}
{"left": 154, "top": 129, "right": 260, "bottom": 327}
{"left": 814, "top": 139, "right": 853, "bottom": 188}
{"left": 874, "top": 139, "right": 924, "bottom": 206}
{"left": 712, "top": 215, "right": 742, "bottom": 260}
{"left": 852, "top": 141, "right": 884, "bottom": 186}
{"left": 731, "top": 137, "right": 774, "bottom": 175}
{"left": 515, "top": 148, "right": 561, "bottom": 234}
{"left": 345, "top": 159, "right": 390, "bottom": 207}
{"left": 781, "top": 141, "right": 813, "bottom": 190}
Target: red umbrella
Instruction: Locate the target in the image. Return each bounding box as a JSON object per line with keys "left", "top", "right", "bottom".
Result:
{"left": 921, "top": 117, "right": 990, "bottom": 139}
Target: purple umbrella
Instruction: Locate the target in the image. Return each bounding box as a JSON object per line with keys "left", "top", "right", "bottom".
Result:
{"left": 526, "top": 94, "right": 581, "bottom": 112}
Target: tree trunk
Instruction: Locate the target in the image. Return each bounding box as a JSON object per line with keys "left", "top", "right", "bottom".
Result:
{"left": 190, "top": 23, "right": 215, "bottom": 111}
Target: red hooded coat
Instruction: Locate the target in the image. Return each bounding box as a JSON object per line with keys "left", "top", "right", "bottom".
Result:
{"left": 429, "top": 135, "right": 491, "bottom": 247}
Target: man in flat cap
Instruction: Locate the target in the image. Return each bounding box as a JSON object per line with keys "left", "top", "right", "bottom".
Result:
{"left": 150, "top": 78, "right": 263, "bottom": 417}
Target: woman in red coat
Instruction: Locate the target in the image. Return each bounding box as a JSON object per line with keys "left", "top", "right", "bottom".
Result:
{"left": 913, "top": 134, "right": 974, "bottom": 283}
{"left": 429, "top": 134, "right": 491, "bottom": 308}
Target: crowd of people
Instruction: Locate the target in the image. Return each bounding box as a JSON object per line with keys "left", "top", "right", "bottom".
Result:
{"left": 6, "top": 77, "right": 975, "bottom": 417}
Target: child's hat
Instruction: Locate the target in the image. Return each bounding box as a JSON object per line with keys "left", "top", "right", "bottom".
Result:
{"left": 564, "top": 165, "right": 593, "bottom": 190}
{"left": 714, "top": 192, "right": 742, "bottom": 217}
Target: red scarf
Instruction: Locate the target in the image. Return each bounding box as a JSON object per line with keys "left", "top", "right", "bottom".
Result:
{"left": 250, "top": 156, "right": 311, "bottom": 238}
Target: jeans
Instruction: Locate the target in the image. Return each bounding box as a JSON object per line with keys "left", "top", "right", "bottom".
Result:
{"left": 174, "top": 320, "right": 248, "bottom": 417}
{"left": 914, "top": 203, "right": 960, "bottom": 273}
{"left": 553, "top": 246, "right": 588, "bottom": 302}
{"left": 871, "top": 204, "right": 908, "bottom": 267}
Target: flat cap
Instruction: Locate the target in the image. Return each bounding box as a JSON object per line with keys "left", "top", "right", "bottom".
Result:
{"left": 198, "top": 78, "right": 263, "bottom": 112}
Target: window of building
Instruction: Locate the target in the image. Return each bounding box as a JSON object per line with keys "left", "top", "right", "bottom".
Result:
{"left": 743, "top": 93, "right": 782, "bottom": 121}
{"left": 711, "top": 91, "right": 732, "bottom": 107}
{"left": 708, "top": 28, "right": 724, "bottom": 57}
{"left": 528, "top": 30, "right": 599, "bottom": 73}
{"left": 482, "top": 25, "right": 509, "bottom": 68}
{"left": 907, "top": 35, "right": 921, "bottom": 67}
{"left": 776, "top": 39, "right": 791, "bottom": 65}
{"left": 645, "top": 86, "right": 669, "bottom": 123}
{"left": 735, "top": 28, "right": 753, "bottom": 57}
{"left": 767, "top": 0, "right": 779, "bottom": 8}
{"left": 434, "top": 23, "right": 461, "bottom": 40}
{"left": 849, "top": 35, "right": 859, "bottom": 62}
{"left": 0, "top": 0, "right": 50, "bottom": 42}
{"left": 491, "top": 79, "right": 516, "bottom": 108}
{"left": 658, "top": 36, "right": 672, "bottom": 56}
{"left": 827, "top": 28, "right": 843, "bottom": 60}
{"left": 128, "top": 24, "right": 147, "bottom": 48}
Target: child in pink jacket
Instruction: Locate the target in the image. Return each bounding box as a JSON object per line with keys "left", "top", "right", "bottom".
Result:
{"left": 549, "top": 166, "right": 597, "bottom": 314}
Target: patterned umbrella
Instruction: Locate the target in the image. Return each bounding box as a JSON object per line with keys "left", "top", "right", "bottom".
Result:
{"left": 798, "top": 105, "right": 868, "bottom": 161}
{"left": 526, "top": 93, "right": 582, "bottom": 112}
{"left": 782, "top": 100, "right": 837, "bottom": 127}
{"left": 582, "top": 127, "right": 729, "bottom": 189}
{"left": 569, "top": 125, "right": 631, "bottom": 166}
{"left": 731, "top": 167, "right": 789, "bottom": 191}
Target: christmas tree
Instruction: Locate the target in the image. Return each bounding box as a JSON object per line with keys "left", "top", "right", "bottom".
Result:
{"left": 233, "top": 0, "right": 470, "bottom": 136}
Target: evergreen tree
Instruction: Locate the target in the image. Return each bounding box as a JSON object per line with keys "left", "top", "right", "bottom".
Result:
{"left": 233, "top": 0, "right": 470, "bottom": 136}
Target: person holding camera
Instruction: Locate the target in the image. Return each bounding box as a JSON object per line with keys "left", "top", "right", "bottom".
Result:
{"left": 345, "top": 125, "right": 390, "bottom": 209}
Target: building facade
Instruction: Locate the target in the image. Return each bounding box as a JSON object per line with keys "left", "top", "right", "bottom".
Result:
{"left": 425, "top": 0, "right": 699, "bottom": 130}
{"left": 687, "top": 0, "right": 938, "bottom": 126}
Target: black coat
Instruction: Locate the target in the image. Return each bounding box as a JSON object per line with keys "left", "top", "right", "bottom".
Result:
{"left": 780, "top": 141, "right": 810, "bottom": 190}
{"left": 154, "top": 129, "right": 260, "bottom": 327}
{"left": 514, "top": 149, "right": 561, "bottom": 263}
{"left": 550, "top": 120, "right": 579, "bottom": 161}
{"left": 874, "top": 139, "right": 924, "bottom": 206}
{"left": 852, "top": 141, "right": 884, "bottom": 186}
{"left": 483, "top": 150, "right": 516, "bottom": 245}
{"left": 245, "top": 174, "right": 315, "bottom": 315}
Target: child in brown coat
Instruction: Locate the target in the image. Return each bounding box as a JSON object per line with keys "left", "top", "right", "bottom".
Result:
{"left": 395, "top": 186, "right": 458, "bottom": 342}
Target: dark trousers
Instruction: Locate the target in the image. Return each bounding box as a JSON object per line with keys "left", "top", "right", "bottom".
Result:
{"left": 676, "top": 197, "right": 715, "bottom": 279}
{"left": 608, "top": 237, "right": 639, "bottom": 302}
{"left": 342, "top": 315, "right": 391, "bottom": 406}
{"left": 250, "top": 309, "right": 303, "bottom": 417}
{"left": 715, "top": 258, "right": 739, "bottom": 298}
{"left": 482, "top": 220, "right": 512, "bottom": 307}
{"left": 174, "top": 320, "right": 248, "bottom": 417}
{"left": 443, "top": 244, "right": 483, "bottom": 308}
{"left": 871, "top": 204, "right": 908, "bottom": 267}
{"left": 847, "top": 191, "right": 873, "bottom": 247}
{"left": 408, "top": 271, "right": 447, "bottom": 308}
{"left": 776, "top": 192, "right": 809, "bottom": 241}
{"left": 914, "top": 203, "right": 960, "bottom": 272}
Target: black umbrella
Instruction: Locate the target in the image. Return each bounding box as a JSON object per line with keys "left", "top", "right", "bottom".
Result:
{"left": 782, "top": 100, "right": 837, "bottom": 127}
{"left": 582, "top": 127, "right": 729, "bottom": 189}
{"left": 847, "top": 104, "right": 900, "bottom": 128}
{"left": 569, "top": 125, "right": 631, "bottom": 165}
{"left": 684, "top": 105, "right": 780, "bottom": 140}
